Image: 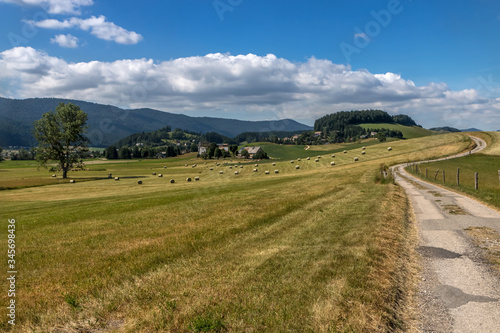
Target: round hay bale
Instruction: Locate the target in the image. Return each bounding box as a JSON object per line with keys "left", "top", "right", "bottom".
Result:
{"left": 331, "top": 154, "right": 335, "bottom": 158}
{"left": 240, "top": 165, "right": 243, "bottom": 168}
{"left": 210, "top": 167, "right": 214, "bottom": 171}
{"left": 170, "top": 179, "right": 175, "bottom": 183}
{"left": 163, "top": 166, "right": 166, "bottom": 169}
{"left": 114, "top": 177, "right": 120, "bottom": 181}
{"left": 253, "top": 168, "right": 258, "bottom": 172}
{"left": 343, "top": 150, "right": 347, "bottom": 153}
{"left": 290, "top": 160, "right": 294, "bottom": 163}
{"left": 185, "top": 164, "right": 188, "bottom": 167}
{"left": 361, "top": 151, "right": 366, "bottom": 155}
{"left": 318, "top": 156, "right": 321, "bottom": 158}
{"left": 315, "top": 159, "right": 319, "bottom": 162}
{"left": 255, "top": 164, "right": 258, "bottom": 167}
{"left": 219, "top": 171, "right": 224, "bottom": 174}
{"left": 138, "top": 180, "right": 143, "bottom": 184}
{"left": 186, "top": 177, "right": 192, "bottom": 182}
{"left": 265, "top": 171, "right": 270, "bottom": 174}
{"left": 295, "top": 165, "right": 300, "bottom": 169}
{"left": 195, "top": 177, "right": 200, "bottom": 181}
{"left": 152, "top": 172, "right": 156, "bottom": 175}
{"left": 234, "top": 171, "right": 239, "bottom": 175}
{"left": 274, "top": 170, "right": 279, "bottom": 174}
{"left": 330, "top": 161, "right": 335, "bottom": 166}
{"left": 158, "top": 174, "right": 163, "bottom": 177}
{"left": 51, "top": 174, "right": 56, "bottom": 177}
{"left": 354, "top": 157, "right": 359, "bottom": 161}
{"left": 387, "top": 147, "right": 392, "bottom": 151}
{"left": 297, "top": 158, "right": 301, "bottom": 161}
{"left": 229, "top": 166, "right": 233, "bottom": 169}
{"left": 272, "top": 163, "right": 276, "bottom": 166}
{"left": 307, "top": 157, "right": 310, "bottom": 160}
{"left": 362, "top": 146, "right": 366, "bottom": 150}
{"left": 69, "top": 179, "right": 75, "bottom": 183}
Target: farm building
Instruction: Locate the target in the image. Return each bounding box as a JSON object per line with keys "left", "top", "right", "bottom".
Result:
{"left": 238, "top": 146, "right": 263, "bottom": 159}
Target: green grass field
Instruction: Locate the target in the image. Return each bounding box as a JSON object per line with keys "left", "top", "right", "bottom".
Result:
{"left": 359, "top": 123, "right": 435, "bottom": 139}
{"left": 0, "top": 133, "right": 473, "bottom": 332}
{"left": 407, "top": 153, "right": 500, "bottom": 211}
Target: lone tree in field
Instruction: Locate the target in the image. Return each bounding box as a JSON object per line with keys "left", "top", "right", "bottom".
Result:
{"left": 33, "top": 103, "right": 89, "bottom": 179}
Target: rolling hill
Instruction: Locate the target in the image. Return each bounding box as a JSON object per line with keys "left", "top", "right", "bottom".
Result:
{"left": 0, "top": 97, "right": 312, "bottom": 147}
{"left": 359, "top": 123, "right": 435, "bottom": 139}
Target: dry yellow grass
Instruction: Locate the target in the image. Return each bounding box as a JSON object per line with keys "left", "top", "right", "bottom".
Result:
{"left": 0, "top": 133, "right": 470, "bottom": 332}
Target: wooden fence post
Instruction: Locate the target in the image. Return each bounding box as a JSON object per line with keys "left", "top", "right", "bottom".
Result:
{"left": 457, "top": 167, "right": 460, "bottom": 186}
{"left": 443, "top": 169, "right": 445, "bottom": 183}
{"left": 426, "top": 168, "right": 428, "bottom": 178}
{"left": 475, "top": 172, "right": 478, "bottom": 190}
{"left": 434, "top": 169, "right": 440, "bottom": 180}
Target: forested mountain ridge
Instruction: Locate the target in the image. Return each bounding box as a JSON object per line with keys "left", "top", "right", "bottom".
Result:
{"left": 0, "top": 97, "right": 312, "bottom": 147}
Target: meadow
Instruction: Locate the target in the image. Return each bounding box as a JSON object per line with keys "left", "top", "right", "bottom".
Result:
{"left": 406, "top": 132, "right": 500, "bottom": 210}
{"left": 0, "top": 133, "right": 472, "bottom": 332}
{"left": 358, "top": 123, "right": 435, "bottom": 139}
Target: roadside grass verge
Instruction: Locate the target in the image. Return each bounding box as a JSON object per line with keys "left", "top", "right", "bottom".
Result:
{"left": 406, "top": 154, "right": 500, "bottom": 211}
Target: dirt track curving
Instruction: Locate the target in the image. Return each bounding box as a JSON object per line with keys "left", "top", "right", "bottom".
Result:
{"left": 393, "top": 136, "right": 500, "bottom": 332}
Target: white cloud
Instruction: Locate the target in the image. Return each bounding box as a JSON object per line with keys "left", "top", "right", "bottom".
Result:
{"left": 25, "top": 15, "right": 143, "bottom": 44}
{"left": 1, "top": 47, "right": 499, "bottom": 130}
{"left": 0, "top": 0, "right": 93, "bottom": 15}
{"left": 50, "top": 34, "right": 79, "bottom": 48}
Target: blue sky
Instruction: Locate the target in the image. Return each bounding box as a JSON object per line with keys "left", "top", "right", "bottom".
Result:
{"left": 0, "top": 0, "right": 499, "bottom": 130}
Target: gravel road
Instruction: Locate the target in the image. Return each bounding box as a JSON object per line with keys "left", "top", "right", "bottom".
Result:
{"left": 393, "top": 137, "right": 500, "bottom": 332}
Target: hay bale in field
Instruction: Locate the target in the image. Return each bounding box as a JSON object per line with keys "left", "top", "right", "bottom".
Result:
{"left": 114, "top": 177, "right": 119, "bottom": 181}
{"left": 265, "top": 171, "right": 270, "bottom": 174}
{"left": 185, "top": 164, "right": 188, "bottom": 167}
{"left": 51, "top": 174, "right": 56, "bottom": 177}
{"left": 240, "top": 165, "right": 243, "bottom": 168}
{"left": 152, "top": 172, "right": 156, "bottom": 175}
{"left": 255, "top": 164, "right": 258, "bottom": 167}
{"left": 318, "top": 156, "right": 321, "bottom": 158}
{"left": 229, "top": 166, "right": 233, "bottom": 169}
{"left": 315, "top": 159, "right": 319, "bottom": 162}
{"left": 290, "top": 160, "right": 294, "bottom": 163}
{"left": 274, "top": 170, "right": 279, "bottom": 174}
{"left": 186, "top": 177, "right": 192, "bottom": 182}
{"left": 195, "top": 177, "right": 200, "bottom": 181}
{"left": 253, "top": 168, "right": 258, "bottom": 172}
{"left": 210, "top": 168, "right": 214, "bottom": 171}
{"left": 138, "top": 180, "right": 142, "bottom": 184}
{"left": 234, "top": 171, "right": 239, "bottom": 175}
{"left": 331, "top": 154, "right": 335, "bottom": 158}
{"left": 307, "top": 157, "right": 310, "bottom": 160}
{"left": 220, "top": 171, "right": 224, "bottom": 174}
{"left": 163, "top": 166, "right": 166, "bottom": 169}
{"left": 362, "top": 146, "right": 366, "bottom": 150}
{"left": 170, "top": 179, "right": 175, "bottom": 183}
{"left": 70, "top": 179, "right": 75, "bottom": 183}
{"left": 387, "top": 147, "right": 392, "bottom": 151}
{"left": 343, "top": 150, "right": 347, "bottom": 153}
{"left": 354, "top": 157, "right": 359, "bottom": 161}
{"left": 158, "top": 174, "right": 163, "bottom": 177}
{"left": 295, "top": 165, "right": 300, "bottom": 169}
{"left": 330, "top": 162, "right": 335, "bottom": 166}
{"left": 272, "top": 163, "right": 276, "bottom": 166}
{"left": 362, "top": 151, "right": 366, "bottom": 155}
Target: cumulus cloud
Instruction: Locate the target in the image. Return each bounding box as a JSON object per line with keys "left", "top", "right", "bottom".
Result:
{"left": 50, "top": 34, "right": 79, "bottom": 48}
{"left": 0, "top": 0, "right": 93, "bottom": 15}
{"left": 0, "top": 47, "right": 499, "bottom": 129}
{"left": 25, "top": 16, "right": 143, "bottom": 44}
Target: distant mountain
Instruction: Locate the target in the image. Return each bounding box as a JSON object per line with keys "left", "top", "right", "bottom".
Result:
{"left": 429, "top": 126, "right": 461, "bottom": 133}
{"left": 0, "top": 97, "right": 312, "bottom": 147}
{"left": 461, "top": 128, "right": 483, "bottom": 132}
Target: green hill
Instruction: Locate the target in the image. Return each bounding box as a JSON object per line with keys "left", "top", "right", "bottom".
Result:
{"left": 359, "top": 123, "right": 435, "bottom": 139}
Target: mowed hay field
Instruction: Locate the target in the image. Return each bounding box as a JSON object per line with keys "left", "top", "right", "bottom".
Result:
{"left": 0, "top": 133, "right": 471, "bottom": 332}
